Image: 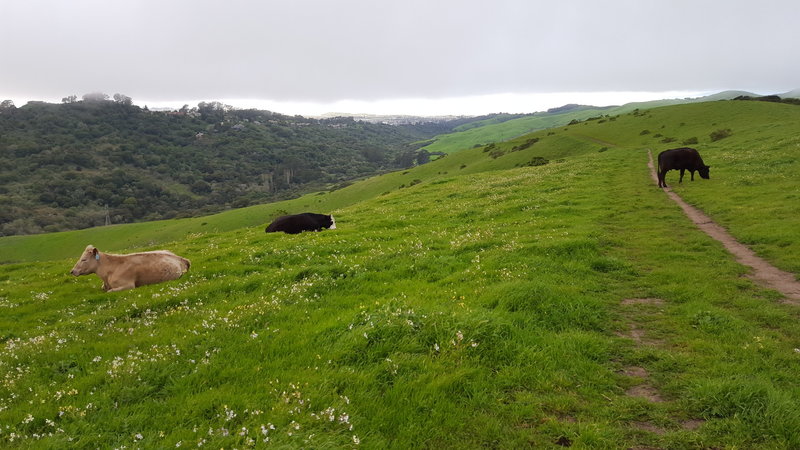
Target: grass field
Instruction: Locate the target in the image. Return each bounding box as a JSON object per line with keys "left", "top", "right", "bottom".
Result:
{"left": 1, "top": 100, "right": 800, "bottom": 448}
{"left": 418, "top": 97, "right": 704, "bottom": 155}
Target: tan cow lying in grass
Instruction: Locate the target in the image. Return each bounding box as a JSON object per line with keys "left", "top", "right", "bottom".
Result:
{"left": 70, "top": 245, "right": 190, "bottom": 292}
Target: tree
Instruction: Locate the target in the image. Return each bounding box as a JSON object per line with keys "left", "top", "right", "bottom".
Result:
{"left": 198, "top": 101, "right": 226, "bottom": 122}
{"left": 82, "top": 92, "right": 109, "bottom": 102}
{"left": 416, "top": 149, "right": 431, "bottom": 165}
{"left": 190, "top": 180, "right": 212, "bottom": 194}
{"left": 62, "top": 95, "right": 78, "bottom": 104}
{"left": 113, "top": 93, "right": 133, "bottom": 105}
{"left": 394, "top": 150, "right": 417, "bottom": 168}
{"left": 0, "top": 99, "right": 15, "bottom": 109}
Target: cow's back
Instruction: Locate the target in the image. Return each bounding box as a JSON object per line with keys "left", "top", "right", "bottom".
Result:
{"left": 658, "top": 147, "right": 701, "bottom": 170}
{"left": 124, "top": 251, "right": 190, "bottom": 286}
{"left": 266, "top": 215, "right": 306, "bottom": 233}
{"left": 266, "top": 213, "right": 332, "bottom": 234}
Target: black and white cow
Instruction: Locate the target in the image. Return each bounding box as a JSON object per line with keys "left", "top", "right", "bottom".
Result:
{"left": 265, "top": 212, "right": 337, "bottom": 234}
{"left": 657, "top": 147, "right": 710, "bottom": 188}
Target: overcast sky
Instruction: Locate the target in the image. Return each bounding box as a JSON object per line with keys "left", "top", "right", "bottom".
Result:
{"left": 1, "top": 0, "right": 797, "bottom": 115}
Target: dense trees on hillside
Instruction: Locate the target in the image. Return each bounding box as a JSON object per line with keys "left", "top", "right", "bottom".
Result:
{"left": 0, "top": 98, "right": 458, "bottom": 236}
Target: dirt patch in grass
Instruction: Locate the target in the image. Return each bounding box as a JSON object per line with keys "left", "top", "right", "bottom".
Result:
{"left": 681, "top": 419, "right": 705, "bottom": 430}
{"left": 619, "top": 366, "right": 649, "bottom": 378}
{"left": 648, "top": 150, "right": 800, "bottom": 304}
{"left": 621, "top": 298, "right": 665, "bottom": 306}
{"left": 631, "top": 421, "right": 666, "bottom": 435}
{"left": 625, "top": 384, "right": 665, "bottom": 403}
{"left": 615, "top": 324, "right": 664, "bottom": 347}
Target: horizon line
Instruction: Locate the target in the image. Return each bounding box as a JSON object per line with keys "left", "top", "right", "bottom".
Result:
{"left": 4, "top": 88, "right": 792, "bottom": 117}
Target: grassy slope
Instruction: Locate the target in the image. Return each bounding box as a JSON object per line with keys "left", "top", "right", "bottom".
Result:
{"left": 419, "top": 99, "right": 692, "bottom": 155}
{"left": 2, "top": 100, "right": 800, "bottom": 448}
{"left": 5, "top": 100, "right": 798, "bottom": 274}
{"left": 419, "top": 91, "right": 756, "bottom": 156}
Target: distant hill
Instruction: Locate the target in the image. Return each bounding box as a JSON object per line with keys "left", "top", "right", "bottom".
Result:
{"left": 417, "top": 89, "right": 796, "bottom": 154}
{"left": 0, "top": 100, "right": 466, "bottom": 236}
{"left": 780, "top": 88, "right": 800, "bottom": 99}
{"left": 546, "top": 103, "right": 607, "bottom": 114}
{"left": 693, "top": 90, "right": 758, "bottom": 102}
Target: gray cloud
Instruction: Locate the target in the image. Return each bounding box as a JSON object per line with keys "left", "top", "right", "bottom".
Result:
{"left": 1, "top": 0, "right": 797, "bottom": 110}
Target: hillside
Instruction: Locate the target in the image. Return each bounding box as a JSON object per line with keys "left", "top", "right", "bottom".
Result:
{"left": 3, "top": 99, "right": 800, "bottom": 270}
{"left": 2, "top": 100, "right": 800, "bottom": 448}
{"left": 0, "top": 100, "right": 465, "bottom": 236}
{"left": 417, "top": 90, "right": 772, "bottom": 155}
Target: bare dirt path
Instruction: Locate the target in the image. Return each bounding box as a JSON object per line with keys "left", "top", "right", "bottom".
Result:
{"left": 647, "top": 150, "right": 800, "bottom": 303}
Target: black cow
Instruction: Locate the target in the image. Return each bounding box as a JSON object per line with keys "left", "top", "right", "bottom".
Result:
{"left": 657, "top": 147, "right": 710, "bottom": 188}
{"left": 265, "top": 212, "right": 337, "bottom": 234}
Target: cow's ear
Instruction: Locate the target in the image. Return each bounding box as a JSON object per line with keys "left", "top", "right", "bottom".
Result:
{"left": 92, "top": 247, "right": 99, "bottom": 259}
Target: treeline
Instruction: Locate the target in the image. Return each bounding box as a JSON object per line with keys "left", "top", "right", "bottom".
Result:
{"left": 0, "top": 98, "right": 467, "bottom": 236}
{"left": 733, "top": 95, "right": 800, "bottom": 106}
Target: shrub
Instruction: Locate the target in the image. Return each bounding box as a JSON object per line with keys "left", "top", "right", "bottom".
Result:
{"left": 512, "top": 138, "right": 539, "bottom": 152}
{"left": 710, "top": 128, "right": 733, "bottom": 141}
{"left": 488, "top": 148, "right": 506, "bottom": 159}
{"left": 683, "top": 137, "right": 699, "bottom": 145}
{"left": 527, "top": 157, "right": 549, "bottom": 166}
{"left": 640, "top": 130, "right": 651, "bottom": 135}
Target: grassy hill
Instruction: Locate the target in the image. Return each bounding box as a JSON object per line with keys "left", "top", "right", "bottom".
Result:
{"left": 1, "top": 100, "right": 800, "bottom": 448}
{"left": 418, "top": 91, "right": 758, "bottom": 155}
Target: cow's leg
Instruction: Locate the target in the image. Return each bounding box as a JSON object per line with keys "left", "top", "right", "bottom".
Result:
{"left": 106, "top": 282, "right": 136, "bottom": 292}
{"left": 690, "top": 170, "right": 695, "bottom": 181}
{"left": 658, "top": 170, "right": 667, "bottom": 188}
{"left": 679, "top": 168, "right": 685, "bottom": 183}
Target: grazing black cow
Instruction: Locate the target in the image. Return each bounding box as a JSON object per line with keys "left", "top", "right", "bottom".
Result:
{"left": 657, "top": 147, "right": 710, "bottom": 188}
{"left": 265, "top": 212, "right": 337, "bottom": 234}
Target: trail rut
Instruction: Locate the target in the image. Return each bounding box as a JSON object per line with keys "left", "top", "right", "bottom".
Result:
{"left": 647, "top": 150, "right": 800, "bottom": 303}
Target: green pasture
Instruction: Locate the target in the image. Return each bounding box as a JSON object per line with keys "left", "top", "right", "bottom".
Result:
{"left": 1, "top": 100, "right": 800, "bottom": 448}
{"left": 418, "top": 97, "right": 696, "bottom": 155}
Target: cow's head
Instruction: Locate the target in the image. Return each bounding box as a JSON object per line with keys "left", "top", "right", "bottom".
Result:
{"left": 698, "top": 164, "right": 711, "bottom": 179}
{"left": 70, "top": 245, "right": 100, "bottom": 276}
{"left": 328, "top": 215, "right": 337, "bottom": 230}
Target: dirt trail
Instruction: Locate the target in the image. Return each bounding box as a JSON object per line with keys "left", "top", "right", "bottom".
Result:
{"left": 647, "top": 150, "right": 800, "bottom": 303}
